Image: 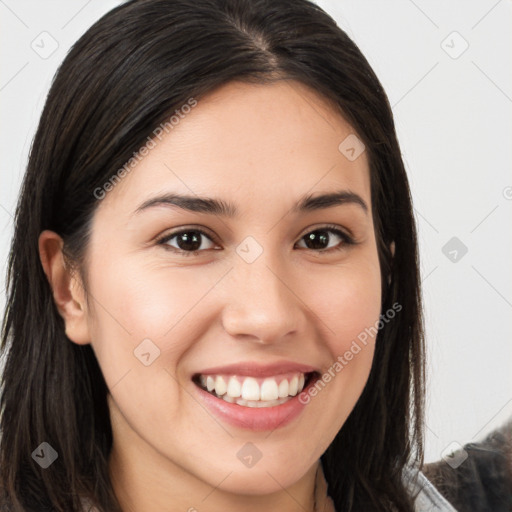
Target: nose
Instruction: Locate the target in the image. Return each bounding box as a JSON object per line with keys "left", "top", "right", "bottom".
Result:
{"left": 220, "top": 250, "right": 307, "bottom": 345}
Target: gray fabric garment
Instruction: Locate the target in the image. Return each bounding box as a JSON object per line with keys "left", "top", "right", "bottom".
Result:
{"left": 403, "top": 465, "right": 458, "bottom": 512}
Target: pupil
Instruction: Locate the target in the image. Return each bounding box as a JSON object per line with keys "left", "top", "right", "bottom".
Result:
{"left": 305, "top": 230, "right": 328, "bottom": 250}
{"left": 178, "top": 232, "right": 201, "bottom": 251}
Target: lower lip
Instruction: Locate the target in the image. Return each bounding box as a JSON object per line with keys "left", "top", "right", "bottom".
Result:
{"left": 194, "top": 374, "right": 318, "bottom": 432}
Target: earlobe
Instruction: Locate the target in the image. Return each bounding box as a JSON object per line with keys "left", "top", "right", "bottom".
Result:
{"left": 38, "top": 230, "right": 91, "bottom": 345}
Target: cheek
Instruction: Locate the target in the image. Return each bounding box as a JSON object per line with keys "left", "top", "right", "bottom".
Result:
{"left": 87, "top": 252, "right": 218, "bottom": 341}
{"left": 307, "top": 257, "right": 382, "bottom": 354}
{"left": 299, "top": 256, "right": 382, "bottom": 421}
{"left": 84, "top": 252, "right": 227, "bottom": 389}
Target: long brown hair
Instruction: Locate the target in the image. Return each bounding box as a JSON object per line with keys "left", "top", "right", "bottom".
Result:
{"left": 0, "top": 0, "right": 425, "bottom": 510}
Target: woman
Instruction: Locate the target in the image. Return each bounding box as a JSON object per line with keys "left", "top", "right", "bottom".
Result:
{"left": 0, "top": 0, "right": 456, "bottom": 510}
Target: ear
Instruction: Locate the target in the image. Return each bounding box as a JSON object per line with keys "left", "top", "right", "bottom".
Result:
{"left": 38, "top": 230, "right": 91, "bottom": 345}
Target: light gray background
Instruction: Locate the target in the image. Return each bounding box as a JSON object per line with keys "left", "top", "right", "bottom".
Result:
{"left": 1, "top": 0, "right": 511, "bottom": 464}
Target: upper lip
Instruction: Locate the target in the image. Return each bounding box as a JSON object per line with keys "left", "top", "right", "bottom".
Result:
{"left": 193, "top": 361, "right": 319, "bottom": 378}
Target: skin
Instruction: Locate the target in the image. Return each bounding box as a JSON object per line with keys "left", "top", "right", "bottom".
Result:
{"left": 39, "top": 79, "right": 383, "bottom": 512}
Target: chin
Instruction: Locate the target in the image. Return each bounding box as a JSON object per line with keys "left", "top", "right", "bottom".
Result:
{"left": 207, "top": 461, "right": 307, "bottom": 496}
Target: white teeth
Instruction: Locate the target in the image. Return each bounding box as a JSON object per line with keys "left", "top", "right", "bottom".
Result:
{"left": 278, "top": 379, "right": 289, "bottom": 398}
{"left": 198, "top": 372, "right": 310, "bottom": 404}
{"left": 289, "top": 375, "right": 299, "bottom": 396}
{"left": 214, "top": 376, "right": 227, "bottom": 396}
{"left": 260, "top": 378, "right": 279, "bottom": 401}
{"left": 241, "top": 377, "right": 260, "bottom": 401}
{"left": 227, "top": 376, "right": 242, "bottom": 398}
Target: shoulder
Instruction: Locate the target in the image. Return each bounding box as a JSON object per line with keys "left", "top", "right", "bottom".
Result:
{"left": 402, "top": 465, "right": 458, "bottom": 512}
{"left": 421, "top": 421, "right": 512, "bottom": 512}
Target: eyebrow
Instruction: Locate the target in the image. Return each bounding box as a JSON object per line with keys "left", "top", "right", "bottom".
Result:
{"left": 134, "top": 190, "right": 368, "bottom": 217}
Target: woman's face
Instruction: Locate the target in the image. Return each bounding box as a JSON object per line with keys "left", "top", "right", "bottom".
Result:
{"left": 78, "top": 80, "right": 381, "bottom": 498}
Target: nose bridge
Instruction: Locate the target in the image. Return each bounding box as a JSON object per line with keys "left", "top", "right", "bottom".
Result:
{"left": 221, "top": 236, "right": 303, "bottom": 343}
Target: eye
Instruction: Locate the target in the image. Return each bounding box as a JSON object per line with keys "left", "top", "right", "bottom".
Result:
{"left": 157, "top": 224, "right": 355, "bottom": 257}
{"left": 295, "top": 225, "right": 354, "bottom": 252}
{"left": 157, "top": 228, "right": 218, "bottom": 256}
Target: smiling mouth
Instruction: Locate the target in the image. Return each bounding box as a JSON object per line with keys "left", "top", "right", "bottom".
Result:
{"left": 192, "top": 371, "right": 319, "bottom": 408}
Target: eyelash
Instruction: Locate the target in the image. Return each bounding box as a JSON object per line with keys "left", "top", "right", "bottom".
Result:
{"left": 156, "top": 224, "right": 356, "bottom": 257}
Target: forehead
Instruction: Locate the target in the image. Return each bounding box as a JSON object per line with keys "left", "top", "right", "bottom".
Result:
{"left": 97, "top": 79, "right": 371, "bottom": 217}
